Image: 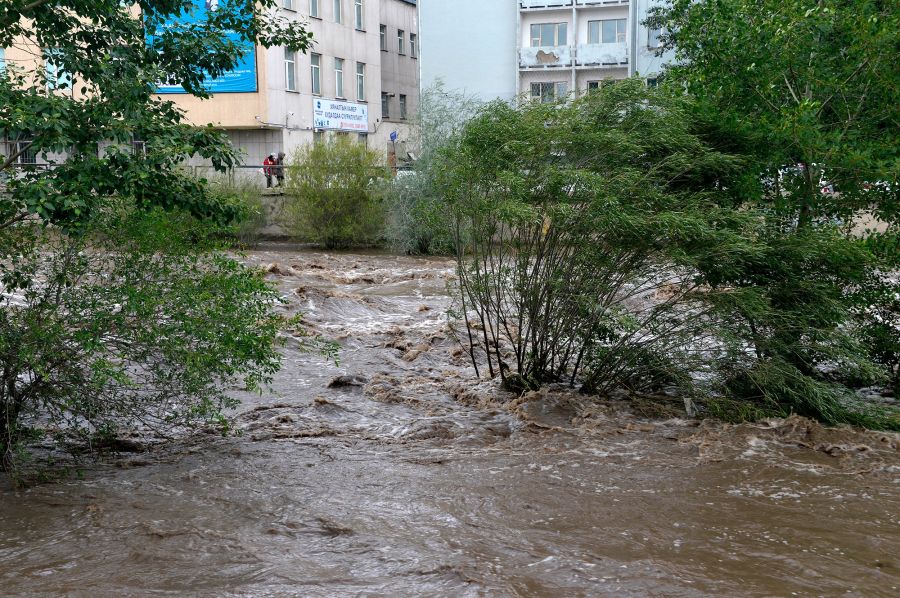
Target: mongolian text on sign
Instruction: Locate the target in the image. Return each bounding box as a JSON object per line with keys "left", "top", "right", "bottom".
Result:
{"left": 313, "top": 99, "right": 369, "bottom": 132}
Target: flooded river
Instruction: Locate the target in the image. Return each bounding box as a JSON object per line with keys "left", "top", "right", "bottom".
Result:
{"left": 1, "top": 248, "right": 898, "bottom": 596}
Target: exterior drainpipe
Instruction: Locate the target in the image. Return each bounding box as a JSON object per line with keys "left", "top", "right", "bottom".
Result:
{"left": 571, "top": 0, "right": 577, "bottom": 95}
{"left": 629, "top": 0, "right": 638, "bottom": 77}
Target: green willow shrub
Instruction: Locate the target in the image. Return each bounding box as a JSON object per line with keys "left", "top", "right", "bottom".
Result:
{"left": 283, "top": 138, "right": 388, "bottom": 249}
{"left": 441, "top": 80, "right": 752, "bottom": 395}
{"left": 385, "top": 81, "right": 482, "bottom": 255}
{"left": 206, "top": 176, "right": 268, "bottom": 247}
{"left": 0, "top": 203, "right": 287, "bottom": 482}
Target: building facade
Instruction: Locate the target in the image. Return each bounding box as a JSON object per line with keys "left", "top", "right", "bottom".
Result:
{"left": 164, "top": 0, "right": 419, "bottom": 167}
{"left": 420, "top": 0, "right": 673, "bottom": 102}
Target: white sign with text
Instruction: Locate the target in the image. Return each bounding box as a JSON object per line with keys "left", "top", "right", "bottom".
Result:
{"left": 313, "top": 98, "right": 369, "bottom": 132}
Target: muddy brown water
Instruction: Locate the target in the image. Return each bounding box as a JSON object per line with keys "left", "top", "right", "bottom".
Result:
{"left": 1, "top": 248, "right": 898, "bottom": 597}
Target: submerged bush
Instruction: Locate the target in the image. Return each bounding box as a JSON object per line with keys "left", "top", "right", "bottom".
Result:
{"left": 440, "top": 79, "right": 898, "bottom": 429}
{"left": 206, "top": 176, "right": 268, "bottom": 247}
{"left": 283, "top": 138, "right": 387, "bottom": 249}
{"left": 0, "top": 202, "right": 288, "bottom": 482}
{"left": 442, "top": 79, "right": 748, "bottom": 396}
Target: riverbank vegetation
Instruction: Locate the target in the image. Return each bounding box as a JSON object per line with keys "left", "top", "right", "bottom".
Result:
{"left": 1, "top": 0, "right": 314, "bottom": 482}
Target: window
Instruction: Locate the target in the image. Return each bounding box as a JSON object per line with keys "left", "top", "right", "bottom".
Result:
{"left": 334, "top": 57, "right": 344, "bottom": 97}
{"left": 399, "top": 94, "right": 407, "bottom": 119}
{"left": 381, "top": 92, "right": 390, "bottom": 118}
{"left": 283, "top": 0, "right": 294, "bottom": 9}
{"left": 132, "top": 133, "right": 146, "bottom": 156}
{"left": 397, "top": 29, "right": 405, "bottom": 54}
{"left": 530, "top": 81, "right": 567, "bottom": 103}
{"left": 45, "top": 48, "right": 71, "bottom": 90}
{"left": 646, "top": 77, "right": 658, "bottom": 88}
{"left": 380, "top": 25, "right": 387, "bottom": 51}
{"left": 7, "top": 133, "right": 37, "bottom": 165}
{"left": 358, "top": 132, "right": 368, "bottom": 146}
{"left": 356, "top": 62, "right": 365, "bottom": 101}
{"left": 333, "top": 0, "right": 341, "bottom": 23}
{"left": 587, "top": 80, "right": 600, "bottom": 93}
{"left": 310, "top": 0, "right": 319, "bottom": 17}
{"left": 284, "top": 49, "right": 296, "bottom": 91}
{"left": 354, "top": 0, "right": 363, "bottom": 30}
{"left": 530, "top": 23, "right": 567, "bottom": 47}
{"left": 0, "top": 48, "right": 5, "bottom": 72}
{"left": 588, "top": 19, "right": 626, "bottom": 44}
{"left": 648, "top": 27, "right": 662, "bottom": 49}
{"left": 410, "top": 33, "right": 417, "bottom": 58}
{"left": 310, "top": 53, "right": 321, "bottom": 95}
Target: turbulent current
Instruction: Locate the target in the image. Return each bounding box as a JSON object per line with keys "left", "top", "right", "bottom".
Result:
{"left": 1, "top": 248, "right": 898, "bottom": 597}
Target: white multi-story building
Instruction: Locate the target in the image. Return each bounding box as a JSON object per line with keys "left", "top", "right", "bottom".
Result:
{"left": 420, "top": 0, "right": 673, "bottom": 102}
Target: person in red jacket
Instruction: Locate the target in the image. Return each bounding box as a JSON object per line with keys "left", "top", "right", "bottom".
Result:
{"left": 262, "top": 154, "right": 276, "bottom": 188}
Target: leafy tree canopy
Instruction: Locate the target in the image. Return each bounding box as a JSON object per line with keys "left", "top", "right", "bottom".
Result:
{"left": 649, "top": 0, "right": 899, "bottom": 226}
{"left": 0, "top": 0, "right": 313, "bottom": 227}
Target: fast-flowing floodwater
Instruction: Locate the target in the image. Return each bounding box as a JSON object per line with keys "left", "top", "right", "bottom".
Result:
{"left": 1, "top": 248, "right": 898, "bottom": 597}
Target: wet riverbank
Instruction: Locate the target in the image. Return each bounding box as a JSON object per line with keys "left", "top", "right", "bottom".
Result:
{"left": 2, "top": 248, "right": 898, "bottom": 596}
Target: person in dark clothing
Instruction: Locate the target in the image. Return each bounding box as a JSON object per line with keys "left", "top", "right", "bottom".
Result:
{"left": 274, "top": 152, "right": 286, "bottom": 187}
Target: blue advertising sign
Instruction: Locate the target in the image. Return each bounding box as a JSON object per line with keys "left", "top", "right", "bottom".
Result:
{"left": 389, "top": 131, "right": 398, "bottom": 142}
{"left": 152, "top": 0, "right": 257, "bottom": 94}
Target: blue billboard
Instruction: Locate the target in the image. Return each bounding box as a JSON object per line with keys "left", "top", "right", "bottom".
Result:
{"left": 152, "top": 0, "right": 258, "bottom": 94}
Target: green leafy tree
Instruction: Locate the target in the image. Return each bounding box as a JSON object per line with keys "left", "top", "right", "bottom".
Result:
{"left": 0, "top": 1, "right": 316, "bottom": 480}
{"left": 648, "top": 0, "right": 899, "bottom": 227}
{"left": 0, "top": 0, "right": 313, "bottom": 229}
{"left": 283, "top": 138, "right": 387, "bottom": 249}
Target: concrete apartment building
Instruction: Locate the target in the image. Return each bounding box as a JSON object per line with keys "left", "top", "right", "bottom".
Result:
{"left": 420, "top": 0, "right": 673, "bottom": 101}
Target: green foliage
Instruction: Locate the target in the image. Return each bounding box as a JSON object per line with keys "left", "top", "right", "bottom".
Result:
{"left": 0, "top": 0, "right": 312, "bottom": 230}
{"left": 649, "top": 0, "right": 899, "bottom": 227}
{"left": 442, "top": 80, "right": 751, "bottom": 395}
{"left": 385, "top": 81, "right": 482, "bottom": 255}
{"left": 0, "top": 204, "right": 288, "bottom": 481}
{"left": 206, "top": 176, "right": 268, "bottom": 247}
{"left": 283, "top": 138, "right": 388, "bottom": 249}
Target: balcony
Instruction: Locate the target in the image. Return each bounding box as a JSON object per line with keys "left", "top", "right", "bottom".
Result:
{"left": 519, "top": 0, "right": 572, "bottom": 10}
{"left": 519, "top": 45, "right": 574, "bottom": 69}
{"left": 576, "top": 43, "right": 628, "bottom": 67}
{"left": 575, "top": 0, "right": 629, "bottom": 7}
{"left": 519, "top": 0, "right": 629, "bottom": 8}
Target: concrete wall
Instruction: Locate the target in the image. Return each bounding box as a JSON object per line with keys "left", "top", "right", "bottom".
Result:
{"left": 376, "top": 0, "right": 420, "bottom": 152}
{"left": 419, "top": 0, "right": 517, "bottom": 102}
{"left": 633, "top": 0, "right": 674, "bottom": 78}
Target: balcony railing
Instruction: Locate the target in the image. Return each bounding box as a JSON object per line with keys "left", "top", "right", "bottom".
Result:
{"left": 519, "top": 0, "right": 629, "bottom": 8}
{"left": 519, "top": 0, "right": 573, "bottom": 9}
{"left": 519, "top": 45, "right": 574, "bottom": 68}
{"left": 576, "top": 43, "right": 628, "bottom": 66}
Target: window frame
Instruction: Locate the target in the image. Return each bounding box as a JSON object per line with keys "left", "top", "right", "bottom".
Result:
{"left": 589, "top": 19, "right": 626, "bottom": 44}
{"left": 399, "top": 94, "right": 407, "bottom": 119}
{"left": 530, "top": 81, "right": 567, "bottom": 103}
{"left": 380, "top": 25, "right": 387, "bottom": 51}
{"left": 310, "top": 52, "right": 321, "bottom": 95}
{"left": 354, "top": 0, "right": 364, "bottom": 30}
{"left": 309, "top": 0, "right": 319, "bottom": 18}
{"left": 397, "top": 29, "right": 405, "bottom": 54}
{"left": 333, "top": 0, "right": 342, "bottom": 24}
{"left": 530, "top": 22, "right": 567, "bottom": 47}
{"left": 409, "top": 33, "right": 417, "bottom": 58}
{"left": 356, "top": 62, "right": 365, "bottom": 101}
{"left": 284, "top": 48, "right": 297, "bottom": 91}
{"left": 381, "top": 92, "right": 390, "bottom": 119}
{"left": 334, "top": 57, "right": 345, "bottom": 98}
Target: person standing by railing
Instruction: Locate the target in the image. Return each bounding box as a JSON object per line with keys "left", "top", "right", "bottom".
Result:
{"left": 274, "top": 152, "right": 286, "bottom": 188}
{"left": 263, "top": 153, "right": 276, "bottom": 188}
